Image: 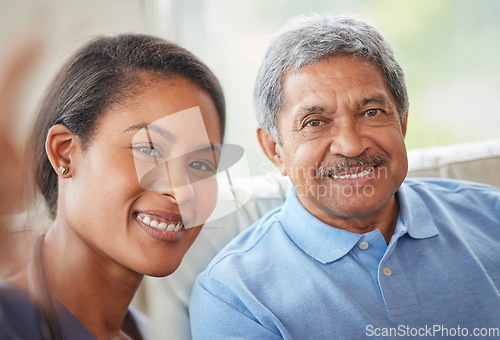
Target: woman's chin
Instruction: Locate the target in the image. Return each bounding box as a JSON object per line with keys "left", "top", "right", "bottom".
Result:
{"left": 143, "top": 268, "right": 179, "bottom": 278}
{"left": 138, "top": 261, "right": 184, "bottom": 278}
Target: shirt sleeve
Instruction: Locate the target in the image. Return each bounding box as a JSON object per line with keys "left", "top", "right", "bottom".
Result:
{"left": 189, "top": 273, "right": 283, "bottom": 340}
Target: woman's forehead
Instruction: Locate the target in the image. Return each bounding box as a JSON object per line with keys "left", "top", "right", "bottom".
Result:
{"left": 101, "top": 76, "right": 222, "bottom": 143}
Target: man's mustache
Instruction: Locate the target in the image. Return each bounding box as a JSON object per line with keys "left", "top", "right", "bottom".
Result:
{"left": 315, "top": 153, "right": 389, "bottom": 178}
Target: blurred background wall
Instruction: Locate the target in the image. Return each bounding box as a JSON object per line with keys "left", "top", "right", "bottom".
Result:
{"left": 1, "top": 0, "right": 499, "bottom": 176}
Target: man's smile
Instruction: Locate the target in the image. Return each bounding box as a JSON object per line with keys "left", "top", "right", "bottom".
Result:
{"left": 315, "top": 153, "right": 389, "bottom": 180}
{"left": 329, "top": 166, "right": 374, "bottom": 179}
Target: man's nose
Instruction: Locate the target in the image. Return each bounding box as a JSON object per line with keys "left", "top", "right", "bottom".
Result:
{"left": 329, "top": 118, "right": 367, "bottom": 158}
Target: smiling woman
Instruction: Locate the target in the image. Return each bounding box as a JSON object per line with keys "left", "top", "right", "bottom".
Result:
{"left": 0, "top": 34, "right": 225, "bottom": 339}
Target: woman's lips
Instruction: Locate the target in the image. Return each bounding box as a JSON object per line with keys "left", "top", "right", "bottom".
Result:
{"left": 134, "top": 211, "right": 186, "bottom": 242}
{"left": 136, "top": 212, "right": 183, "bottom": 231}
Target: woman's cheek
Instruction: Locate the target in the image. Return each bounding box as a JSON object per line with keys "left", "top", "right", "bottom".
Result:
{"left": 190, "top": 177, "right": 219, "bottom": 228}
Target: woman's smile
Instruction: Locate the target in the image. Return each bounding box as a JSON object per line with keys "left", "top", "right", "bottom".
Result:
{"left": 134, "top": 211, "right": 186, "bottom": 242}
{"left": 61, "top": 76, "right": 221, "bottom": 277}
{"left": 10, "top": 33, "right": 226, "bottom": 339}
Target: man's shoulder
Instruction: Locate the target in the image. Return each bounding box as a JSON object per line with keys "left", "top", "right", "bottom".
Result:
{"left": 403, "top": 177, "right": 500, "bottom": 196}
{"left": 401, "top": 178, "right": 500, "bottom": 235}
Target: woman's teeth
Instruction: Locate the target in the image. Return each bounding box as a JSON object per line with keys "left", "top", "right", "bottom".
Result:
{"left": 136, "top": 214, "right": 183, "bottom": 232}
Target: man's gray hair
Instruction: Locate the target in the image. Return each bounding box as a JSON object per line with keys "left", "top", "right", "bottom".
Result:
{"left": 254, "top": 15, "right": 409, "bottom": 143}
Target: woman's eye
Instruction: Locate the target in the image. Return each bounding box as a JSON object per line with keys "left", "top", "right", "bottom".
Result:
{"left": 133, "top": 145, "right": 163, "bottom": 158}
{"left": 306, "top": 119, "right": 324, "bottom": 127}
{"left": 189, "top": 160, "right": 216, "bottom": 173}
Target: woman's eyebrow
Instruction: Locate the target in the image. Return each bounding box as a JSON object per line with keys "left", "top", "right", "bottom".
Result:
{"left": 125, "top": 123, "right": 220, "bottom": 155}
{"left": 198, "top": 144, "right": 222, "bottom": 155}
{"left": 124, "top": 123, "right": 176, "bottom": 142}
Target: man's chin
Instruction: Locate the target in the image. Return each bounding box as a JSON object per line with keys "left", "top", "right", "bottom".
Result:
{"left": 299, "top": 187, "right": 396, "bottom": 220}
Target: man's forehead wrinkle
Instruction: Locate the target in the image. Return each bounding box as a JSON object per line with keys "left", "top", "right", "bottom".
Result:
{"left": 287, "top": 73, "right": 376, "bottom": 97}
{"left": 282, "top": 61, "right": 394, "bottom": 124}
{"left": 344, "top": 89, "right": 353, "bottom": 106}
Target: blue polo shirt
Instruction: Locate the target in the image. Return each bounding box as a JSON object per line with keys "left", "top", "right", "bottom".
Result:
{"left": 190, "top": 179, "right": 500, "bottom": 339}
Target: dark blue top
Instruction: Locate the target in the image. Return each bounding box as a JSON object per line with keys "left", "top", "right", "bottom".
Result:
{"left": 0, "top": 282, "right": 96, "bottom": 339}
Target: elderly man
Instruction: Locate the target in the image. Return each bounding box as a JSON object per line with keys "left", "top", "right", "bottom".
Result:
{"left": 190, "top": 16, "right": 500, "bottom": 339}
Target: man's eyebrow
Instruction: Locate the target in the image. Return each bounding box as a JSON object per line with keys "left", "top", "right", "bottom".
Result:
{"left": 360, "top": 96, "right": 391, "bottom": 108}
{"left": 124, "top": 123, "right": 176, "bottom": 142}
{"left": 294, "top": 105, "right": 326, "bottom": 117}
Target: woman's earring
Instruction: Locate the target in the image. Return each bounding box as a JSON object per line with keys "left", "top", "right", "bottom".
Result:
{"left": 57, "top": 165, "right": 69, "bottom": 176}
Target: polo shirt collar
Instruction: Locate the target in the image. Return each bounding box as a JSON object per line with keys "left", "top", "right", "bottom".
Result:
{"left": 397, "top": 181, "right": 439, "bottom": 239}
{"left": 280, "top": 182, "right": 439, "bottom": 264}
{"left": 280, "top": 186, "right": 362, "bottom": 264}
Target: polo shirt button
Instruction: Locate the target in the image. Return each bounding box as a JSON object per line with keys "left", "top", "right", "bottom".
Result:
{"left": 383, "top": 267, "right": 392, "bottom": 276}
{"left": 359, "top": 241, "right": 369, "bottom": 250}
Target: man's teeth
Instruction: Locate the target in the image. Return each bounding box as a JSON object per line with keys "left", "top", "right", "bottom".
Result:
{"left": 136, "top": 214, "right": 183, "bottom": 231}
{"left": 332, "top": 167, "right": 373, "bottom": 179}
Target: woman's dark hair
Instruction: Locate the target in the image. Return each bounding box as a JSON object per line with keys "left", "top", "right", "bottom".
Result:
{"left": 30, "top": 34, "right": 226, "bottom": 218}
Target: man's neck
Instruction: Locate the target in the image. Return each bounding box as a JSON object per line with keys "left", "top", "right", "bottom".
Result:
{"left": 299, "top": 193, "right": 400, "bottom": 244}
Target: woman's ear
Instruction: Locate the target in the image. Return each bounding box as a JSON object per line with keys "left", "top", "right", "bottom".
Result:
{"left": 45, "top": 124, "right": 78, "bottom": 178}
{"left": 257, "top": 127, "right": 287, "bottom": 176}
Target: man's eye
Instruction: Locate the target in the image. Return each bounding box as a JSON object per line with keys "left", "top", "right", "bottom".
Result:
{"left": 133, "top": 145, "right": 163, "bottom": 158}
{"left": 189, "top": 160, "right": 216, "bottom": 173}
{"left": 364, "top": 109, "right": 382, "bottom": 117}
{"left": 306, "top": 119, "right": 324, "bottom": 127}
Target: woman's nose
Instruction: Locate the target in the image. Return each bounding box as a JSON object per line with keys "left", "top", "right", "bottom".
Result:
{"left": 155, "top": 162, "right": 195, "bottom": 204}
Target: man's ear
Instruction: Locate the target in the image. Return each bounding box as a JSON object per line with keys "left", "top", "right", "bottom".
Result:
{"left": 257, "top": 127, "right": 287, "bottom": 176}
{"left": 45, "top": 124, "right": 78, "bottom": 177}
{"left": 401, "top": 111, "right": 408, "bottom": 138}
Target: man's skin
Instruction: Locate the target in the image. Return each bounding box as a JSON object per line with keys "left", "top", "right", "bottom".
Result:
{"left": 258, "top": 55, "right": 408, "bottom": 244}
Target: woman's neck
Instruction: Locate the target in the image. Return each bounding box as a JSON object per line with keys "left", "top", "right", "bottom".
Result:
{"left": 42, "top": 224, "right": 143, "bottom": 339}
